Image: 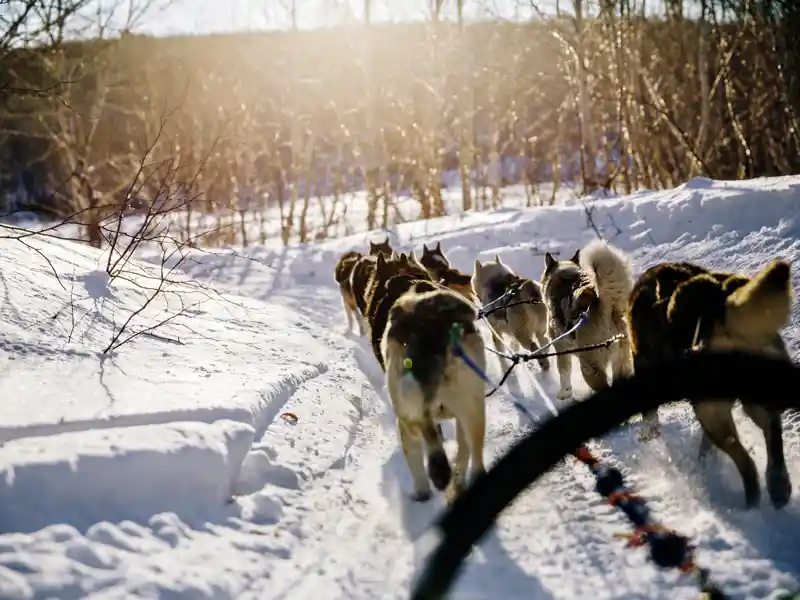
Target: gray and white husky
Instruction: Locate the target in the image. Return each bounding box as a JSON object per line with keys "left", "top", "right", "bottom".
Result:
{"left": 471, "top": 255, "right": 551, "bottom": 372}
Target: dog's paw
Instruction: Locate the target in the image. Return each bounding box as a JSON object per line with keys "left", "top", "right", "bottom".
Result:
{"left": 767, "top": 468, "right": 792, "bottom": 510}
{"left": 410, "top": 489, "right": 432, "bottom": 503}
{"left": 556, "top": 387, "right": 573, "bottom": 400}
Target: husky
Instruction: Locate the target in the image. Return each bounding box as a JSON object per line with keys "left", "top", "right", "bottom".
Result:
{"left": 420, "top": 242, "right": 452, "bottom": 281}
{"left": 420, "top": 242, "right": 476, "bottom": 303}
{"left": 628, "top": 259, "right": 794, "bottom": 509}
{"left": 382, "top": 284, "right": 487, "bottom": 504}
{"left": 540, "top": 240, "right": 634, "bottom": 400}
{"left": 364, "top": 252, "right": 432, "bottom": 369}
{"left": 346, "top": 237, "right": 394, "bottom": 327}
{"left": 439, "top": 267, "right": 476, "bottom": 303}
{"left": 335, "top": 250, "right": 365, "bottom": 335}
{"left": 472, "top": 255, "right": 550, "bottom": 372}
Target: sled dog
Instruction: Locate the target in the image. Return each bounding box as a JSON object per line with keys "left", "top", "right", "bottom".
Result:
{"left": 419, "top": 242, "right": 476, "bottom": 303}
{"left": 628, "top": 259, "right": 794, "bottom": 509}
{"left": 419, "top": 242, "right": 452, "bottom": 281}
{"left": 343, "top": 237, "right": 394, "bottom": 331}
{"left": 472, "top": 255, "right": 550, "bottom": 372}
{"left": 540, "top": 240, "right": 634, "bottom": 400}
{"left": 363, "top": 252, "right": 433, "bottom": 369}
{"left": 382, "top": 284, "right": 487, "bottom": 504}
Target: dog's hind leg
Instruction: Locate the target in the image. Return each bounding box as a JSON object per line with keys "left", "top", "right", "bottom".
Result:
{"left": 353, "top": 309, "right": 366, "bottom": 337}
{"left": 579, "top": 355, "right": 610, "bottom": 394}
{"left": 420, "top": 420, "right": 452, "bottom": 493}
{"left": 466, "top": 404, "right": 486, "bottom": 480}
{"left": 741, "top": 402, "right": 792, "bottom": 509}
{"left": 445, "top": 420, "right": 471, "bottom": 504}
{"left": 554, "top": 349, "right": 574, "bottom": 400}
{"left": 694, "top": 400, "right": 761, "bottom": 509}
{"left": 341, "top": 292, "right": 356, "bottom": 334}
{"left": 634, "top": 355, "right": 662, "bottom": 441}
{"left": 531, "top": 333, "right": 551, "bottom": 372}
{"left": 698, "top": 430, "right": 714, "bottom": 462}
{"left": 492, "top": 333, "right": 511, "bottom": 372}
{"left": 610, "top": 335, "right": 633, "bottom": 382}
{"left": 397, "top": 419, "right": 432, "bottom": 502}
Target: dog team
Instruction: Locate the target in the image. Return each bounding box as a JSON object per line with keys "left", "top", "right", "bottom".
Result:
{"left": 333, "top": 236, "right": 795, "bottom": 510}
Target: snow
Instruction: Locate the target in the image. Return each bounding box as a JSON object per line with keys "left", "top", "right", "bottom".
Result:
{"left": 1, "top": 174, "right": 800, "bottom": 599}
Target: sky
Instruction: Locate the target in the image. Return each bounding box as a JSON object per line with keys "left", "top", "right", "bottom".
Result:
{"left": 122, "top": 0, "right": 560, "bottom": 36}
{"left": 75, "top": 0, "right": 695, "bottom": 40}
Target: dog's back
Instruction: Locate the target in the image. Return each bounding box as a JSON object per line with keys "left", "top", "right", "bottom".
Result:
{"left": 627, "top": 262, "right": 740, "bottom": 364}
{"left": 438, "top": 267, "right": 476, "bottom": 303}
{"left": 384, "top": 286, "right": 480, "bottom": 404}
{"left": 369, "top": 274, "right": 437, "bottom": 369}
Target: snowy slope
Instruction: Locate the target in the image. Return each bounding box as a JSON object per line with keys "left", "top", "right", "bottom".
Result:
{"left": 1, "top": 175, "right": 800, "bottom": 600}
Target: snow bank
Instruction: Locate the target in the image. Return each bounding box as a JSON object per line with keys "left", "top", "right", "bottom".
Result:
{"left": 0, "top": 419, "right": 254, "bottom": 533}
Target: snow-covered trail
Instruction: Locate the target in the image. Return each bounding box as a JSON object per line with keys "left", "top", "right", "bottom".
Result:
{"left": 234, "top": 280, "right": 800, "bottom": 600}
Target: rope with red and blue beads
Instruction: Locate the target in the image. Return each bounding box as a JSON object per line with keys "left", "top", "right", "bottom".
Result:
{"left": 571, "top": 445, "right": 728, "bottom": 600}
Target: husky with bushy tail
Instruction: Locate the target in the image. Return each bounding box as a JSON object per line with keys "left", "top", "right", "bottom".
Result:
{"left": 382, "top": 284, "right": 487, "bottom": 504}
{"left": 540, "top": 239, "right": 634, "bottom": 400}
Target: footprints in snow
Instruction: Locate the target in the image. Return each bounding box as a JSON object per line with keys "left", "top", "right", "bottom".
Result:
{"left": 233, "top": 364, "right": 366, "bottom": 504}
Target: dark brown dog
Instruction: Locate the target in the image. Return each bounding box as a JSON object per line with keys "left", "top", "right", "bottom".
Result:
{"left": 628, "top": 258, "right": 794, "bottom": 509}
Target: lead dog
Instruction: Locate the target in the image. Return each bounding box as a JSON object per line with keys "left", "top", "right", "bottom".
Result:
{"left": 628, "top": 258, "right": 793, "bottom": 509}
{"left": 540, "top": 240, "right": 634, "bottom": 400}
{"left": 382, "top": 284, "right": 486, "bottom": 504}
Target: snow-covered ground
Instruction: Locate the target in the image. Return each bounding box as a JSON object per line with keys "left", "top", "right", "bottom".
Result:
{"left": 1, "top": 175, "right": 799, "bottom": 599}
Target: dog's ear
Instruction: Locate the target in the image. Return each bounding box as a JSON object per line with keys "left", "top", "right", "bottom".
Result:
{"left": 368, "top": 241, "right": 377, "bottom": 253}
{"left": 436, "top": 241, "right": 442, "bottom": 252}
{"left": 376, "top": 252, "right": 388, "bottom": 273}
{"left": 571, "top": 249, "right": 581, "bottom": 264}
{"left": 422, "top": 244, "right": 429, "bottom": 253}
{"left": 725, "top": 259, "right": 792, "bottom": 338}
{"left": 390, "top": 250, "right": 399, "bottom": 260}
{"left": 382, "top": 235, "right": 390, "bottom": 245}
{"left": 494, "top": 254, "right": 501, "bottom": 264}
{"left": 544, "top": 252, "right": 556, "bottom": 270}
{"left": 473, "top": 259, "right": 483, "bottom": 280}
{"left": 667, "top": 274, "right": 726, "bottom": 349}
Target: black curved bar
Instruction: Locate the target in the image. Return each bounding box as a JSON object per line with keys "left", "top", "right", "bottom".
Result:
{"left": 410, "top": 351, "right": 800, "bottom": 600}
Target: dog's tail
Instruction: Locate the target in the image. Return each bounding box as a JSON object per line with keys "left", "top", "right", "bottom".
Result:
{"left": 579, "top": 239, "right": 634, "bottom": 312}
